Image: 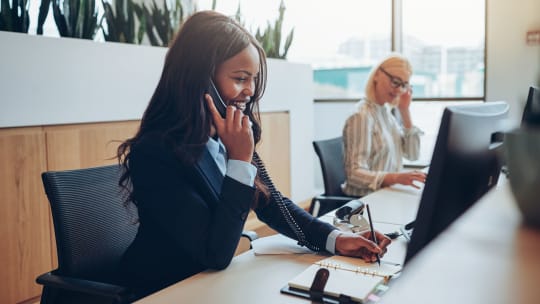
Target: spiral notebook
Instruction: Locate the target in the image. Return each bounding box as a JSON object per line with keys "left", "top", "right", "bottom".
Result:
{"left": 281, "top": 255, "right": 401, "bottom": 303}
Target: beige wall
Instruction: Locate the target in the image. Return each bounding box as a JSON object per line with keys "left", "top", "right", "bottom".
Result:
{"left": 486, "top": 0, "right": 540, "bottom": 125}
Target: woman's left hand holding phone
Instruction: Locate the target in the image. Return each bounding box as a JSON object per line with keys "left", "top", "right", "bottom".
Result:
{"left": 205, "top": 94, "right": 254, "bottom": 162}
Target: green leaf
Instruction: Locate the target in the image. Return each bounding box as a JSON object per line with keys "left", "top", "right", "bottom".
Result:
{"left": 0, "top": 0, "right": 30, "bottom": 33}
{"left": 251, "top": 0, "right": 293, "bottom": 59}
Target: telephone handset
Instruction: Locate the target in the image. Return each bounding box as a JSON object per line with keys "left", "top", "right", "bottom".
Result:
{"left": 252, "top": 152, "right": 321, "bottom": 252}
{"left": 208, "top": 79, "right": 228, "bottom": 118}
{"left": 208, "top": 79, "right": 319, "bottom": 251}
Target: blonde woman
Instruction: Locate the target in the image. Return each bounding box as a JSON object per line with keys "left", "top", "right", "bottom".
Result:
{"left": 342, "top": 54, "right": 427, "bottom": 197}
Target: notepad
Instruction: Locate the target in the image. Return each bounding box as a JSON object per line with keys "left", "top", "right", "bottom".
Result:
{"left": 283, "top": 255, "right": 401, "bottom": 303}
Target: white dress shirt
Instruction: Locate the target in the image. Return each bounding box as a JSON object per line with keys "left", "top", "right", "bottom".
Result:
{"left": 342, "top": 99, "right": 423, "bottom": 197}
{"left": 206, "top": 137, "right": 340, "bottom": 253}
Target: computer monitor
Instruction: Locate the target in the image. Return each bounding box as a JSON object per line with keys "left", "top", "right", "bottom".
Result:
{"left": 522, "top": 86, "right": 540, "bottom": 127}
{"left": 404, "top": 101, "right": 509, "bottom": 264}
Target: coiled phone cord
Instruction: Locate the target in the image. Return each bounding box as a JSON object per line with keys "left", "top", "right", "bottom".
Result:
{"left": 253, "top": 152, "right": 321, "bottom": 252}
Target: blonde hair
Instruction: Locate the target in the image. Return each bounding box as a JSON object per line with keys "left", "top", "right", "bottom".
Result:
{"left": 364, "top": 53, "right": 413, "bottom": 104}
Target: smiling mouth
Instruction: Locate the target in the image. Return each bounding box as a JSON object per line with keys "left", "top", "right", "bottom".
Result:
{"left": 229, "top": 101, "right": 247, "bottom": 111}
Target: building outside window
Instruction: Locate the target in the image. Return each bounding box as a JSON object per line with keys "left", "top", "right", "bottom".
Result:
{"left": 402, "top": 0, "right": 485, "bottom": 99}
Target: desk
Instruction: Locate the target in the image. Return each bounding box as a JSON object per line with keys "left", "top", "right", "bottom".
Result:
{"left": 380, "top": 181, "right": 540, "bottom": 304}
{"left": 137, "top": 182, "right": 540, "bottom": 304}
{"left": 136, "top": 224, "right": 409, "bottom": 304}
{"left": 136, "top": 185, "right": 419, "bottom": 304}
{"left": 359, "top": 184, "right": 422, "bottom": 225}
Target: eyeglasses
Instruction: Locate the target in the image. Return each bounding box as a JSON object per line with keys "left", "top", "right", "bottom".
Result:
{"left": 379, "top": 67, "right": 411, "bottom": 92}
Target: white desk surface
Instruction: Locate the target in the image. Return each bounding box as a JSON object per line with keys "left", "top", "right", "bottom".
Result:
{"left": 137, "top": 181, "right": 540, "bottom": 304}
{"left": 359, "top": 184, "right": 422, "bottom": 225}
{"left": 136, "top": 184, "right": 417, "bottom": 304}
{"left": 136, "top": 223, "right": 408, "bottom": 304}
{"left": 380, "top": 181, "right": 540, "bottom": 304}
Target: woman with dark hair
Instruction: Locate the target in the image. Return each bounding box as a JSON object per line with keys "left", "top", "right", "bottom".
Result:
{"left": 117, "top": 10, "right": 391, "bottom": 299}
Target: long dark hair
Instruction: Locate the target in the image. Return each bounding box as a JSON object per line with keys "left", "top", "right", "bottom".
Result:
{"left": 117, "top": 11, "right": 268, "bottom": 208}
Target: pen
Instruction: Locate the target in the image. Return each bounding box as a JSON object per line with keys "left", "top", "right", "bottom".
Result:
{"left": 365, "top": 204, "right": 381, "bottom": 267}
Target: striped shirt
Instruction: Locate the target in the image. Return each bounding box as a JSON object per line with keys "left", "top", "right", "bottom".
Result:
{"left": 341, "top": 99, "right": 423, "bottom": 197}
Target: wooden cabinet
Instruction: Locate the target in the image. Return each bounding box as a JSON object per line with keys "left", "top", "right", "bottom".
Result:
{"left": 0, "top": 112, "right": 290, "bottom": 303}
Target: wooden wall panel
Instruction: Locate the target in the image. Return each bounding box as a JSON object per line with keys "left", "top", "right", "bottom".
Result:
{"left": 0, "top": 127, "right": 52, "bottom": 304}
{"left": 257, "top": 112, "right": 291, "bottom": 197}
{"left": 0, "top": 114, "right": 290, "bottom": 303}
{"left": 245, "top": 112, "right": 291, "bottom": 233}
{"left": 44, "top": 121, "right": 140, "bottom": 170}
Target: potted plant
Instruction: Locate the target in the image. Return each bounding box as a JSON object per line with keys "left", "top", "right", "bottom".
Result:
{"left": 37, "top": 0, "right": 99, "bottom": 39}
{"left": 0, "top": 0, "right": 30, "bottom": 33}
{"left": 101, "top": 0, "right": 141, "bottom": 44}
{"left": 254, "top": 0, "right": 294, "bottom": 59}
{"left": 135, "top": 0, "right": 183, "bottom": 47}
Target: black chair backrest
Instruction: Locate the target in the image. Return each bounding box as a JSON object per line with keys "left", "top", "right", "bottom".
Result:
{"left": 313, "top": 136, "right": 347, "bottom": 196}
{"left": 522, "top": 85, "right": 540, "bottom": 127}
{"left": 42, "top": 165, "right": 138, "bottom": 283}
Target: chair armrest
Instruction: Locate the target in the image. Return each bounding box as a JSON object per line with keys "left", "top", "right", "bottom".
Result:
{"left": 241, "top": 230, "right": 259, "bottom": 242}
{"left": 235, "top": 230, "right": 259, "bottom": 255}
{"left": 36, "top": 271, "right": 135, "bottom": 303}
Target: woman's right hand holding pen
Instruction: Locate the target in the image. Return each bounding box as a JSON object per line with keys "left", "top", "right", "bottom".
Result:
{"left": 335, "top": 231, "right": 391, "bottom": 263}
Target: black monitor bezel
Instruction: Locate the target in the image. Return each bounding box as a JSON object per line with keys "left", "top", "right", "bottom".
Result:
{"left": 404, "top": 101, "right": 509, "bottom": 265}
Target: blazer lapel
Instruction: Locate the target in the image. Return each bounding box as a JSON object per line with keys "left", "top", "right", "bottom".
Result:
{"left": 195, "top": 148, "right": 224, "bottom": 200}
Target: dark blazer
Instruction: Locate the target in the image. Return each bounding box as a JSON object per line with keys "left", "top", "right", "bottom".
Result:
{"left": 119, "top": 132, "right": 336, "bottom": 298}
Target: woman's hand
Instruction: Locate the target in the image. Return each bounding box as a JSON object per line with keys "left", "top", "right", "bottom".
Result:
{"left": 398, "top": 86, "right": 413, "bottom": 111}
{"left": 206, "top": 94, "right": 254, "bottom": 162}
{"left": 397, "top": 87, "right": 414, "bottom": 128}
{"left": 384, "top": 171, "right": 427, "bottom": 189}
{"left": 335, "top": 231, "right": 391, "bottom": 263}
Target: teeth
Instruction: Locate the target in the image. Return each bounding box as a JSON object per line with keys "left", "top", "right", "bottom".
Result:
{"left": 233, "top": 102, "right": 246, "bottom": 111}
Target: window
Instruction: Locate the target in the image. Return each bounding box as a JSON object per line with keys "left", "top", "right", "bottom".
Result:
{"left": 200, "top": 0, "right": 486, "bottom": 101}
{"left": 402, "top": 0, "right": 485, "bottom": 99}
{"left": 32, "top": 0, "right": 485, "bottom": 100}
{"left": 301, "top": 1, "right": 392, "bottom": 100}
{"left": 198, "top": 0, "right": 392, "bottom": 99}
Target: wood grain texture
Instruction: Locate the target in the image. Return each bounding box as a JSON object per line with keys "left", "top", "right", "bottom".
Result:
{"left": 1, "top": 113, "right": 291, "bottom": 303}
{"left": 44, "top": 120, "right": 140, "bottom": 170}
{"left": 245, "top": 112, "right": 292, "bottom": 234}
{"left": 0, "top": 127, "right": 52, "bottom": 304}
{"left": 258, "top": 112, "right": 291, "bottom": 196}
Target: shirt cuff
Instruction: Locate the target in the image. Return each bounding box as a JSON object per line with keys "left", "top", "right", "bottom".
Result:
{"left": 226, "top": 159, "right": 257, "bottom": 187}
{"left": 404, "top": 125, "right": 424, "bottom": 136}
{"left": 325, "top": 229, "right": 344, "bottom": 254}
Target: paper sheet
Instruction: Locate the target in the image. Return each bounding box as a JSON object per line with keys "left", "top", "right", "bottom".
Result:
{"left": 251, "top": 234, "right": 314, "bottom": 255}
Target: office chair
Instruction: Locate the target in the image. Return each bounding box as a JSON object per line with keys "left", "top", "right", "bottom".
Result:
{"left": 310, "top": 136, "right": 358, "bottom": 217}
{"left": 37, "top": 165, "right": 139, "bottom": 304}
{"left": 522, "top": 85, "right": 540, "bottom": 127}
{"left": 37, "top": 164, "right": 258, "bottom": 304}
